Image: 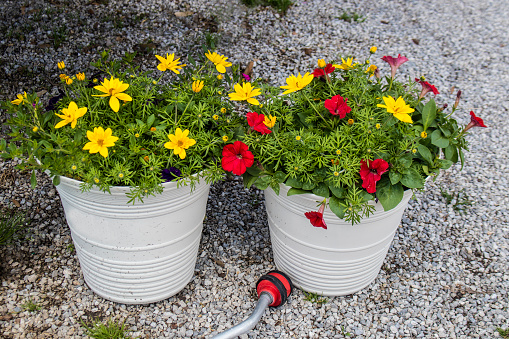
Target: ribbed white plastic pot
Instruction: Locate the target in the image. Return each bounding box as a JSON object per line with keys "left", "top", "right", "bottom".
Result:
{"left": 55, "top": 175, "right": 210, "bottom": 304}
{"left": 264, "top": 184, "right": 413, "bottom": 296}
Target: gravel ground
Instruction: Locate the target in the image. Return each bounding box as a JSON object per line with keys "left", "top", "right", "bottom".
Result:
{"left": 0, "top": 0, "right": 508, "bottom": 338}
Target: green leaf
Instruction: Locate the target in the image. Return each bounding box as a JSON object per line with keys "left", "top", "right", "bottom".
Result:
{"left": 400, "top": 168, "right": 424, "bottom": 188}
{"left": 30, "top": 171, "right": 37, "bottom": 189}
{"left": 287, "top": 188, "right": 308, "bottom": 196}
{"left": 444, "top": 144, "right": 458, "bottom": 163}
{"left": 389, "top": 171, "right": 402, "bottom": 185}
{"left": 302, "top": 182, "right": 316, "bottom": 190}
{"left": 417, "top": 144, "right": 434, "bottom": 164}
{"left": 422, "top": 99, "right": 437, "bottom": 130}
{"left": 286, "top": 176, "right": 303, "bottom": 189}
{"left": 329, "top": 196, "right": 347, "bottom": 219}
{"left": 270, "top": 182, "right": 280, "bottom": 195}
{"left": 52, "top": 175, "right": 60, "bottom": 186}
{"left": 437, "top": 159, "right": 453, "bottom": 170}
{"left": 360, "top": 191, "right": 373, "bottom": 203}
{"left": 312, "top": 183, "right": 330, "bottom": 198}
{"left": 459, "top": 149, "right": 465, "bottom": 170}
{"left": 188, "top": 56, "right": 196, "bottom": 67}
{"left": 329, "top": 185, "right": 345, "bottom": 198}
{"left": 0, "top": 139, "right": 6, "bottom": 151}
{"left": 274, "top": 171, "right": 286, "bottom": 183}
{"left": 243, "top": 172, "right": 257, "bottom": 188}
{"left": 246, "top": 166, "right": 262, "bottom": 177}
{"left": 376, "top": 177, "right": 404, "bottom": 211}
{"left": 431, "top": 129, "right": 449, "bottom": 148}
{"left": 254, "top": 176, "right": 271, "bottom": 190}
{"left": 398, "top": 153, "right": 413, "bottom": 168}
{"left": 147, "top": 114, "right": 156, "bottom": 128}
{"left": 422, "top": 165, "right": 430, "bottom": 176}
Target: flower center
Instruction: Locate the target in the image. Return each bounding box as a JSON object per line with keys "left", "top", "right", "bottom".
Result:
{"left": 177, "top": 140, "right": 184, "bottom": 147}
{"left": 236, "top": 154, "right": 243, "bottom": 160}
{"left": 370, "top": 168, "right": 378, "bottom": 174}
{"left": 97, "top": 138, "right": 104, "bottom": 147}
{"left": 109, "top": 88, "right": 115, "bottom": 96}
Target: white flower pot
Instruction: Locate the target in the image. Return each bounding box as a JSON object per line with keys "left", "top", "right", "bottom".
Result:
{"left": 55, "top": 176, "right": 210, "bottom": 304}
{"left": 264, "top": 184, "right": 413, "bottom": 296}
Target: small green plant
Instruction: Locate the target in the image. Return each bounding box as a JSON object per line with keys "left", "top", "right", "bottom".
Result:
{"left": 498, "top": 328, "right": 509, "bottom": 338}
{"left": 337, "top": 11, "right": 365, "bottom": 23}
{"left": 440, "top": 188, "right": 472, "bottom": 212}
{"left": 240, "top": 0, "right": 293, "bottom": 15}
{"left": 67, "top": 243, "right": 75, "bottom": 252}
{"left": 340, "top": 325, "right": 352, "bottom": 337}
{"left": 51, "top": 25, "right": 68, "bottom": 49}
{"left": 22, "top": 299, "right": 42, "bottom": 312}
{"left": 0, "top": 209, "right": 25, "bottom": 246}
{"left": 81, "top": 318, "right": 131, "bottom": 339}
{"left": 303, "top": 290, "right": 328, "bottom": 305}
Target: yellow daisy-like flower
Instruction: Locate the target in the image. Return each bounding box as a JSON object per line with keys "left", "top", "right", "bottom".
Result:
{"left": 83, "top": 127, "right": 119, "bottom": 158}
{"left": 336, "top": 149, "right": 341, "bottom": 155}
{"left": 192, "top": 80, "right": 204, "bottom": 93}
{"left": 280, "top": 72, "right": 314, "bottom": 95}
{"left": 57, "top": 61, "right": 65, "bottom": 69}
{"left": 155, "top": 53, "right": 186, "bottom": 74}
{"left": 370, "top": 46, "right": 377, "bottom": 54}
{"left": 317, "top": 59, "right": 326, "bottom": 68}
{"left": 222, "top": 135, "right": 228, "bottom": 142}
{"left": 213, "top": 114, "right": 219, "bottom": 120}
{"left": 76, "top": 72, "right": 85, "bottom": 81}
{"left": 55, "top": 101, "right": 87, "bottom": 129}
{"left": 365, "top": 64, "right": 377, "bottom": 77}
{"left": 93, "top": 76, "right": 133, "bottom": 112}
{"left": 377, "top": 96, "right": 414, "bottom": 123}
{"left": 220, "top": 107, "right": 227, "bottom": 114}
{"left": 263, "top": 114, "right": 276, "bottom": 128}
{"left": 376, "top": 123, "right": 381, "bottom": 129}
{"left": 32, "top": 126, "right": 39, "bottom": 132}
{"left": 164, "top": 128, "right": 196, "bottom": 160}
{"left": 205, "top": 50, "right": 232, "bottom": 73}
{"left": 217, "top": 74, "right": 223, "bottom": 80}
{"left": 295, "top": 135, "right": 301, "bottom": 141}
{"left": 333, "top": 57, "right": 355, "bottom": 70}
{"left": 348, "top": 119, "right": 354, "bottom": 125}
{"left": 412, "top": 148, "right": 417, "bottom": 154}
{"left": 59, "top": 74, "right": 68, "bottom": 81}
{"left": 421, "top": 131, "right": 428, "bottom": 138}
{"left": 11, "top": 92, "right": 27, "bottom": 105}
{"left": 65, "top": 77, "right": 73, "bottom": 85}
{"left": 228, "top": 82, "right": 261, "bottom": 106}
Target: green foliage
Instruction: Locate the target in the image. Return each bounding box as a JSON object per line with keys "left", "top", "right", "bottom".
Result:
{"left": 440, "top": 188, "right": 472, "bottom": 212}
{"left": 2, "top": 50, "right": 244, "bottom": 202}
{"left": 0, "top": 209, "right": 25, "bottom": 246}
{"left": 337, "top": 11, "right": 366, "bottom": 23}
{"left": 81, "top": 318, "right": 132, "bottom": 339}
{"left": 303, "top": 290, "right": 328, "bottom": 305}
{"left": 238, "top": 49, "right": 469, "bottom": 224}
{"left": 21, "top": 299, "right": 42, "bottom": 312}
{"left": 497, "top": 328, "right": 509, "bottom": 338}
{"left": 240, "top": 0, "right": 293, "bottom": 15}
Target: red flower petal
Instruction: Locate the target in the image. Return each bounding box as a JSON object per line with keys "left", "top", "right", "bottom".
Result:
{"left": 324, "top": 63, "right": 335, "bottom": 74}
{"left": 221, "top": 141, "right": 254, "bottom": 176}
{"left": 359, "top": 159, "right": 389, "bottom": 194}
{"left": 312, "top": 68, "right": 325, "bottom": 77}
{"left": 246, "top": 112, "right": 272, "bottom": 135}
{"left": 304, "top": 211, "right": 327, "bottom": 229}
{"left": 324, "top": 94, "right": 351, "bottom": 118}
{"left": 470, "top": 111, "right": 487, "bottom": 127}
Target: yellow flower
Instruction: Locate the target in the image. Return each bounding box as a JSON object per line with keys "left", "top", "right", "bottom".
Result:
{"left": 333, "top": 57, "right": 355, "bottom": 70}
{"left": 11, "top": 92, "right": 27, "bottom": 105}
{"left": 365, "top": 64, "right": 377, "bottom": 77}
{"left": 155, "top": 53, "right": 186, "bottom": 74}
{"left": 118, "top": 173, "right": 124, "bottom": 179}
{"left": 57, "top": 61, "right": 65, "bottom": 69}
{"left": 377, "top": 96, "right": 414, "bottom": 123}
{"left": 336, "top": 149, "right": 341, "bottom": 155}
{"left": 228, "top": 82, "right": 261, "bottom": 105}
{"left": 217, "top": 74, "right": 223, "bottom": 80}
{"left": 135, "top": 133, "right": 140, "bottom": 137}
{"left": 93, "top": 76, "right": 133, "bottom": 112}
{"left": 144, "top": 155, "right": 150, "bottom": 162}
{"left": 222, "top": 135, "right": 228, "bottom": 142}
{"left": 66, "top": 77, "right": 73, "bottom": 85}
{"left": 55, "top": 101, "right": 87, "bottom": 129}
{"left": 71, "top": 165, "right": 77, "bottom": 171}
{"left": 421, "top": 131, "right": 428, "bottom": 138}
{"left": 280, "top": 72, "right": 314, "bottom": 95}
{"left": 317, "top": 59, "right": 326, "bottom": 68}
{"left": 218, "top": 91, "right": 222, "bottom": 95}
{"left": 152, "top": 80, "right": 157, "bottom": 85}
{"left": 334, "top": 171, "right": 339, "bottom": 177}
{"left": 93, "top": 78, "right": 98, "bottom": 83}
{"left": 94, "top": 177, "right": 100, "bottom": 184}
{"left": 376, "top": 123, "right": 381, "bottom": 129}
{"left": 83, "top": 127, "right": 119, "bottom": 158}
{"left": 213, "top": 114, "right": 219, "bottom": 120}
{"left": 295, "top": 136, "right": 301, "bottom": 141}
{"left": 348, "top": 119, "right": 354, "bottom": 125}
{"left": 412, "top": 148, "right": 417, "bottom": 154}
{"left": 192, "top": 80, "right": 204, "bottom": 93}
{"left": 59, "top": 74, "right": 68, "bottom": 81}
{"left": 220, "top": 107, "right": 227, "bottom": 114}
{"left": 150, "top": 127, "right": 157, "bottom": 132}
{"left": 370, "top": 46, "right": 377, "bottom": 54}
{"left": 76, "top": 72, "right": 85, "bottom": 81}
{"left": 263, "top": 114, "right": 276, "bottom": 128}
{"left": 32, "top": 126, "right": 39, "bottom": 132}
{"left": 205, "top": 50, "right": 232, "bottom": 73}
{"left": 164, "top": 128, "right": 196, "bottom": 159}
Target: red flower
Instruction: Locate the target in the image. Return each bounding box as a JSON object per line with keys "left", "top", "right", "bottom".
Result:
{"left": 463, "top": 111, "right": 487, "bottom": 132}
{"left": 221, "top": 141, "right": 254, "bottom": 176}
{"left": 324, "top": 94, "right": 351, "bottom": 118}
{"left": 381, "top": 54, "right": 408, "bottom": 79}
{"left": 247, "top": 112, "right": 272, "bottom": 135}
{"left": 312, "top": 63, "right": 335, "bottom": 78}
{"left": 415, "top": 78, "right": 439, "bottom": 99}
{"left": 359, "top": 159, "right": 389, "bottom": 194}
{"left": 304, "top": 203, "right": 327, "bottom": 229}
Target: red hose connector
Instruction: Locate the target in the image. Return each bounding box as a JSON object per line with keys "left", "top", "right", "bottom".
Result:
{"left": 255, "top": 270, "right": 293, "bottom": 307}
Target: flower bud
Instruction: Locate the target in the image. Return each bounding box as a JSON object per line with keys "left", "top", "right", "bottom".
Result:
{"left": 370, "top": 46, "right": 377, "bottom": 54}
{"left": 317, "top": 59, "right": 326, "bottom": 68}
{"left": 453, "top": 90, "right": 461, "bottom": 109}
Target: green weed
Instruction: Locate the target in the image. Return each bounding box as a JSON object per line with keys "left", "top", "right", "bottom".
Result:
{"left": 51, "top": 25, "right": 68, "bottom": 49}
{"left": 498, "top": 327, "right": 509, "bottom": 338}
{"left": 0, "top": 209, "right": 25, "bottom": 246}
{"left": 22, "top": 299, "right": 42, "bottom": 312}
{"left": 440, "top": 188, "right": 472, "bottom": 212}
{"left": 303, "top": 290, "right": 328, "bottom": 305}
{"left": 337, "top": 11, "right": 365, "bottom": 23}
{"left": 240, "top": 0, "right": 293, "bottom": 15}
{"left": 81, "top": 318, "right": 132, "bottom": 339}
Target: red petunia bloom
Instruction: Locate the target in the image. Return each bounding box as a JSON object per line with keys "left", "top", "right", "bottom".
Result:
{"left": 304, "top": 203, "right": 327, "bottom": 229}
{"left": 221, "top": 141, "right": 254, "bottom": 176}
{"left": 359, "top": 159, "right": 389, "bottom": 194}
{"left": 324, "top": 94, "right": 352, "bottom": 118}
{"left": 415, "top": 78, "right": 439, "bottom": 99}
{"left": 381, "top": 54, "right": 408, "bottom": 79}
{"left": 246, "top": 112, "right": 272, "bottom": 135}
{"left": 463, "top": 111, "right": 487, "bottom": 132}
{"left": 312, "top": 63, "right": 335, "bottom": 78}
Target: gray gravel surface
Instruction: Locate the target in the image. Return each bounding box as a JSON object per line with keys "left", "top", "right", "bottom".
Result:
{"left": 0, "top": 0, "right": 508, "bottom": 338}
